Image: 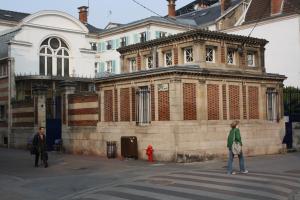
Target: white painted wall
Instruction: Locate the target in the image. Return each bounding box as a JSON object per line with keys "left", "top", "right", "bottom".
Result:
{"left": 97, "top": 25, "right": 185, "bottom": 75}
{"left": 224, "top": 15, "right": 300, "bottom": 87}
{"left": 8, "top": 11, "right": 98, "bottom": 77}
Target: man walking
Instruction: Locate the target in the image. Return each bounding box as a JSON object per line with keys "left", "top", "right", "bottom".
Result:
{"left": 32, "top": 127, "right": 48, "bottom": 168}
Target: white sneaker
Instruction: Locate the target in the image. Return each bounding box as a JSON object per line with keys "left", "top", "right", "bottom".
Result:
{"left": 231, "top": 171, "right": 236, "bottom": 175}
{"left": 241, "top": 170, "right": 248, "bottom": 174}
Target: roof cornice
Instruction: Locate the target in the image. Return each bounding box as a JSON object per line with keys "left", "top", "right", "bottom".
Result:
{"left": 117, "top": 28, "right": 268, "bottom": 54}
{"left": 95, "top": 65, "right": 286, "bottom": 84}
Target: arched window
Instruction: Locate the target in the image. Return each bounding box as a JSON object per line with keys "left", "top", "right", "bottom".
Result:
{"left": 39, "top": 37, "right": 70, "bottom": 77}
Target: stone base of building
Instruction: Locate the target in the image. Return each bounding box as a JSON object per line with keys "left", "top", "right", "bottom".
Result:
{"left": 61, "top": 120, "right": 286, "bottom": 162}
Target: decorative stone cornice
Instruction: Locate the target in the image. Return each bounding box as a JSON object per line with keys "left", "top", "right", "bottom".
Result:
{"left": 118, "top": 29, "right": 268, "bottom": 54}
{"left": 95, "top": 65, "right": 286, "bottom": 84}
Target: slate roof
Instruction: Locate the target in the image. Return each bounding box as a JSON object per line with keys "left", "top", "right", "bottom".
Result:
{"left": 0, "top": 8, "right": 102, "bottom": 34}
{"left": 117, "top": 28, "right": 268, "bottom": 54}
{"left": 244, "top": 0, "right": 300, "bottom": 24}
{"left": 175, "top": 0, "right": 218, "bottom": 16}
{"left": 176, "top": 0, "right": 242, "bottom": 27}
{"left": 98, "top": 16, "right": 196, "bottom": 35}
{"left": 0, "top": 9, "right": 29, "bottom": 22}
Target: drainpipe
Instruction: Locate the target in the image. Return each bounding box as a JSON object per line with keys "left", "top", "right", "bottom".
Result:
{"left": 7, "top": 58, "right": 13, "bottom": 148}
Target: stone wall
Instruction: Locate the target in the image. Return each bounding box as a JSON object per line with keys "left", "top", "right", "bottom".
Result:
{"left": 11, "top": 99, "right": 35, "bottom": 148}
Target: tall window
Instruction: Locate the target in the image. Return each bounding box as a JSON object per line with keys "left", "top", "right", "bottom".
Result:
{"left": 136, "top": 86, "right": 151, "bottom": 125}
{"left": 184, "top": 47, "right": 193, "bottom": 63}
{"left": 121, "top": 37, "right": 127, "bottom": 47}
{"left": 247, "top": 52, "right": 255, "bottom": 67}
{"left": 227, "top": 49, "right": 235, "bottom": 65}
{"left": 0, "top": 105, "right": 5, "bottom": 121}
{"left": 165, "top": 51, "right": 173, "bottom": 66}
{"left": 267, "top": 88, "right": 278, "bottom": 121}
{"left": 145, "top": 56, "right": 153, "bottom": 69}
{"left": 206, "top": 47, "right": 215, "bottom": 63}
{"left": 140, "top": 32, "right": 147, "bottom": 43}
{"left": 39, "top": 37, "right": 70, "bottom": 76}
{"left": 106, "top": 40, "right": 112, "bottom": 50}
{"left": 129, "top": 58, "right": 137, "bottom": 72}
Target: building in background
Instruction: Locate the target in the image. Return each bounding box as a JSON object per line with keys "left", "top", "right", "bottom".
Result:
{"left": 0, "top": 7, "right": 100, "bottom": 148}
{"left": 222, "top": 0, "right": 300, "bottom": 87}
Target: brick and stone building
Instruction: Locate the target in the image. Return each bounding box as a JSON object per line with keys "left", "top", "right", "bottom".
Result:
{"left": 61, "top": 28, "right": 286, "bottom": 162}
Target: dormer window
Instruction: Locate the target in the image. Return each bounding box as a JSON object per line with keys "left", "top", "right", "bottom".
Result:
{"left": 184, "top": 47, "right": 193, "bottom": 63}
{"left": 165, "top": 51, "right": 173, "bottom": 66}
{"left": 227, "top": 49, "right": 235, "bottom": 65}
{"left": 145, "top": 56, "right": 153, "bottom": 69}
{"left": 206, "top": 47, "right": 216, "bottom": 63}
{"left": 129, "top": 58, "right": 137, "bottom": 72}
{"left": 247, "top": 52, "right": 255, "bottom": 67}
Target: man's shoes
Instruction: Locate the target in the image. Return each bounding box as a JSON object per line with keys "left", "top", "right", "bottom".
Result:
{"left": 44, "top": 162, "right": 48, "bottom": 168}
{"left": 35, "top": 164, "right": 38, "bottom": 167}
{"left": 241, "top": 170, "right": 248, "bottom": 174}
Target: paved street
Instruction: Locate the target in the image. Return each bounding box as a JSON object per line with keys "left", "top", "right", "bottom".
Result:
{"left": 0, "top": 148, "right": 300, "bottom": 200}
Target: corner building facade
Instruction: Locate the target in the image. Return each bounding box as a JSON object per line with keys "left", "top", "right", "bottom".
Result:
{"left": 75, "top": 29, "right": 286, "bottom": 162}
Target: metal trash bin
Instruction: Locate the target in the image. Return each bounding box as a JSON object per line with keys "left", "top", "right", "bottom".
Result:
{"left": 106, "top": 141, "right": 117, "bottom": 159}
{"left": 121, "top": 136, "right": 138, "bottom": 159}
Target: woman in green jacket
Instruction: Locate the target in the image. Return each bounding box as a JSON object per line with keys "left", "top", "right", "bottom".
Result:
{"left": 227, "top": 121, "right": 248, "bottom": 175}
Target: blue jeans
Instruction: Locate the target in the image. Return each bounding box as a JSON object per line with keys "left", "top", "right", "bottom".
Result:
{"left": 227, "top": 149, "right": 246, "bottom": 174}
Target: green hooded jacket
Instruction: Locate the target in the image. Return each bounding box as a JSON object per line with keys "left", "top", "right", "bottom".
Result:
{"left": 227, "top": 128, "right": 242, "bottom": 149}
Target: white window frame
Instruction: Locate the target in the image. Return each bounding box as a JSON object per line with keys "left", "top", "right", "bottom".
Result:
{"left": 267, "top": 88, "right": 278, "bottom": 122}
{"left": 106, "top": 61, "right": 113, "bottom": 72}
{"left": 121, "top": 37, "right": 127, "bottom": 47}
{"left": 164, "top": 51, "right": 173, "bottom": 66}
{"left": 106, "top": 40, "right": 112, "bottom": 50}
{"left": 136, "top": 86, "right": 151, "bottom": 125}
{"left": 227, "top": 49, "right": 235, "bottom": 65}
{"left": 140, "top": 32, "right": 147, "bottom": 43}
{"left": 145, "top": 56, "right": 153, "bottom": 69}
{"left": 129, "top": 58, "right": 137, "bottom": 72}
{"left": 184, "top": 47, "right": 193, "bottom": 63}
{"left": 247, "top": 52, "right": 255, "bottom": 67}
{"left": 205, "top": 47, "right": 215, "bottom": 63}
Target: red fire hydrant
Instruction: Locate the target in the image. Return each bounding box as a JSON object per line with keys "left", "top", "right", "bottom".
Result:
{"left": 146, "top": 145, "right": 154, "bottom": 162}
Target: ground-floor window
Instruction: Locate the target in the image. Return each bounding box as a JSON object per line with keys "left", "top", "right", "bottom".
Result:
{"left": 136, "top": 86, "right": 151, "bottom": 125}
{"left": 267, "top": 88, "right": 278, "bottom": 121}
{"left": 0, "top": 105, "right": 6, "bottom": 121}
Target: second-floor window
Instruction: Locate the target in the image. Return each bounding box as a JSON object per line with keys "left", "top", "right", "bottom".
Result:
{"left": 146, "top": 56, "right": 153, "bottom": 69}
{"left": 106, "top": 40, "right": 113, "bottom": 50}
{"left": 140, "top": 32, "right": 147, "bottom": 43}
{"left": 106, "top": 61, "right": 113, "bottom": 72}
{"left": 206, "top": 47, "right": 215, "bottom": 63}
{"left": 90, "top": 42, "right": 97, "bottom": 51}
{"left": 184, "top": 47, "right": 193, "bottom": 63}
{"left": 165, "top": 51, "right": 173, "bottom": 66}
{"left": 227, "top": 49, "right": 235, "bottom": 65}
{"left": 156, "top": 31, "right": 167, "bottom": 39}
{"left": 247, "top": 52, "right": 255, "bottom": 67}
{"left": 39, "top": 37, "right": 70, "bottom": 77}
{"left": 129, "top": 58, "right": 137, "bottom": 72}
{"left": 121, "top": 37, "right": 127, "bottom": 47}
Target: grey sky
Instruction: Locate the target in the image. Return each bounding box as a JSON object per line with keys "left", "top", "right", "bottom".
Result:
{"left": 0, "top": 0, "right": 193, "bottom": 28}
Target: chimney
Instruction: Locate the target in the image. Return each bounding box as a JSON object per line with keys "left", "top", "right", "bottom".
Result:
{"left": 271, "top": 0, "right": 283, "bottom": 15}
{"left": 78, "top": 6, "right": 88, "bottom": 24}
{"left": 167, "top": 0, "right": 177, "bottom": 17}
{"left": 220, "top": 0, "right": 231, "bottom": 15}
